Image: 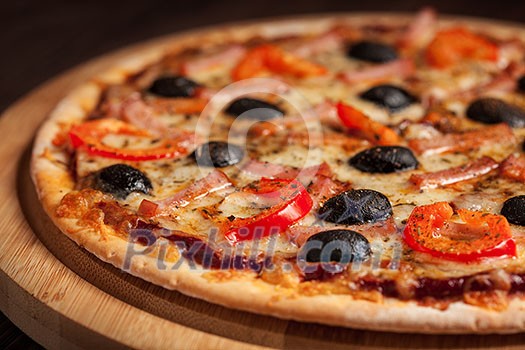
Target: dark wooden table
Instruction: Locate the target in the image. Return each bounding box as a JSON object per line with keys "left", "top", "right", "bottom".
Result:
{"left": 2, "top": 0, "right": 525, "bottom": 348}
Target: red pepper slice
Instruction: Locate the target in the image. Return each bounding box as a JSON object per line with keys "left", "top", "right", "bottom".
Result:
{"left": 336, "top": 101, "right": 401, "bottom": 146}
{"left": 425, "top": 27, "right": 499, "bottom": 69}
{"left": 69, "top": 119, "right": 194, "bottom": 161}
{"left": 231, "top": 44, "right": 327, "bottom": 81}
{"left": 225, "top": 178, "right": 313, "bottom": 244}
{"left": 403, "top": 202, "right": 516, "bottom": 262}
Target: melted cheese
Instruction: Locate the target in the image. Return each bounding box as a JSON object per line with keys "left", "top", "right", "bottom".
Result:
{"left": 71, "top": 26, "right": 525, "bottom": 281}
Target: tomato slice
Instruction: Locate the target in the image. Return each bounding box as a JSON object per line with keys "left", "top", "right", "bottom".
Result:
{"left": 224, "top": 178, "right": 313, "bottom": 244}
{"left": 231, "top": 44, "right": 327, "bottom": 81}
{"left": 69, "top": 119, "right": 194, "bottom": 161}
{"left": 403, "top": 202, "right": 516, "bottom": 262}
{"left": 425, "top": 27, "right": 499, "bottom": 69}
{"left": 336, "top": 101, "right": 401, "bottom": 145}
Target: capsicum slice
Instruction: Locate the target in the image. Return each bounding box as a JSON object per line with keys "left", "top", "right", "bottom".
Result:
{"left": 231, "top": 44, "right": 327, "bottom": 81}
{"left": 403, "top": 202, "right": 516, "bottom": 262}
{"left": 69, "top": 119, "right": 194, "bottom": 161}
{"left": 225, "top": 178, "right": 313, "bottom": 244}
{"left": 425, "top": 27, "right": 499, "bottom": 69}
{"left": 336, "top": 101, "right": 401, "bottom": 146}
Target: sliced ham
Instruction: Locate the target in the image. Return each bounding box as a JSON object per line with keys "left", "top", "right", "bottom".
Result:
{"left": 181, "top": 45, "right": 247, "bottom": 76}
{"left": 205, "top": 78, "right": 290, "bottom": 106}
{"left": 99, "top": 85, "right": 136, "bottom": 119}
{"left": 500, "top": 153, "right": 525, "bottom": 183}
{"left": 455, "top": 62, "right": 525, "bottom": 101}
{"left": 194, "top": 87, "right": 217, "bottom": 100}
{"left": 308, "top": 176, "right": 349, "bottom": 210}
{"left": 289, "top": 219, "right": 396, "bottom": 247}
{"left": 291, "top": 32, "right": 343, "bottom": 57}
{"left": 242, "top": 160, "right": 347, "bottom": 209}
{"left": 286, "top": 131, "right": 368, "bottom": 151}
{"left": 274, "top": 162, "right": 334, "bottom": 182}
{"left": 274, "top": 162, "right": 348, "bottom": 209}
{"left": 408, "top": 124, "right": 516, "bottom": 155}
{"left": 397, "top": 7, "right": 437, "bottom": 54}
{"left": 425, "top": 61, "right": 525, "bottom": 104}
{"left": 419, "top": 109, "right": 465, "bottom": 133}
{"left": 498, "top": 38, "right": 525, "bottom": 66}
{"left": 286, "top": 225, "right": 323, "bottom": 246}
{"left": 139, "top": 170, "right": 233, "bottom": 217}
{"left": 247, "top": 100, "right": 338, "bottom": 136}
{"left": 241, "top": 160, "right": 289, "bottom": 178}
{"left": 338, "top": 58, "right": 415, "bottom": 84}
{"left": 247, "top": 121, "right": 284, "bottom": 137}
{"left": 121, "top": 93, "right": 199, "bottom": 146}
{"left": 409, "top": 156, "right": 499, "bottom": 189}
{"left": 121, "top": 93, "right": 167, "bottom": 137}
{"left": 149, "top": 96, "right": 208, "bottom": 115}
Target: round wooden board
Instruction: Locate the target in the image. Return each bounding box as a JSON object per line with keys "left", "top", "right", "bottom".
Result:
{"left": 3, "top": 14, "right": 525, "bottom": 350}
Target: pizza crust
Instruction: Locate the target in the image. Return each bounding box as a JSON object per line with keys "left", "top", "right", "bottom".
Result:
{"left": 31, "top": 14, "right": 525, "bottom": 334}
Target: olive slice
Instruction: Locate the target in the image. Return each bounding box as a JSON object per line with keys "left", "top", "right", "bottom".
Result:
{"left": 518, "top": 75, "right": 525, "bottom": 92}
{"left": 301, "top": 229, "right": 371, "bottom": 263}
{"left": 318, "top": 189, "right": 393, "bottom": 225}
{"left": 349, "top": 146, "right": 418, "bottom": 174}
{"left": 347, "top": 41, "right": 398, "bottom": 63}
{"left": 466, "top": 98, "right": 525, "bottom": 128}
{"left": 501, "top": 196, "right": 525, "bottom": 226}
{"left": 359, "top": 84, "right": 416, "bottom": 112}
{"left": 225, "top": 98, "right": 284, "bottom": 121}
{"left": 194, "top": 141, "right": 244, "bottom": 168}
{"left": 148, "top": 76, "right": 199, "bottom": 98}
{"left": 94, "top": 164, "right": 152, "bottom": 199}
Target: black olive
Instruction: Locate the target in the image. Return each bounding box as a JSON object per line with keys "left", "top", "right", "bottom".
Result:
{"left": 302, "top": 229, "right": 371, "bottom": 263}
{"left": 518, "top": 75, "right": 525, "bottom": 92}
{"left": 466, "top": 98, "right": 525, "bottom": 128}
{"left": 347, "top": 41, "right": 398, "bottom": 63}
{"left": 194, "top": 141, "right": 244, "bottom": 168}
{"left": 359, "top": 84, "right": 416, "bottom": 112}
{"left": 318, "top": 189, "right": 393, "bottom": 225}
{"left": 94, "top": 164, "right": 152, "bottom": 199}
{"left": 501, "top": 196, "right": 525, "bottom": 226}
{"left": 148, "top": 76, "right": 199, "bottom": 98}
{"left": 349, "top": 146, "right": 418, "bottom": 173}
{"left": 225, "top": 98, "right": 284, "bottom": 121}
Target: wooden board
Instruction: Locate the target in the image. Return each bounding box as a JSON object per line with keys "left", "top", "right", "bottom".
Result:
{"left": 3, "top": 14, "right": 525, "bottom": 349}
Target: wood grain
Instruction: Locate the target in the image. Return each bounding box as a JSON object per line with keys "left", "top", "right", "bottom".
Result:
{"left": 2, "top": 15, "right": 525, "bottom": 350}
{"left": 0, "top": 34, "right": 268, "bottom": 350}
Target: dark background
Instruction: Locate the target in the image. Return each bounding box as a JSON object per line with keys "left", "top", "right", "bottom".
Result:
{"left": 4, "top": 0, "right": 525, "bottom": 113}
{"left": 2, "top": 0, "right": 525, "bottom": 348}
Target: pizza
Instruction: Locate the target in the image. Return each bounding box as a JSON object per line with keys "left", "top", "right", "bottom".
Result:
{"left": 31, "top": 8, "right": 525, "bottom": 333}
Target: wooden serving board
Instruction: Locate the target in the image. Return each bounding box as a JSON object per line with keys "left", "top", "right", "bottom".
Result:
{"left": 3, "top": 15, "right": 525, "bottom": 350}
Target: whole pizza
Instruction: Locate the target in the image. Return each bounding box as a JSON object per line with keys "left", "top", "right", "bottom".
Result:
{"left": 31, "top": 8, "right": 525, "bottom": 333}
